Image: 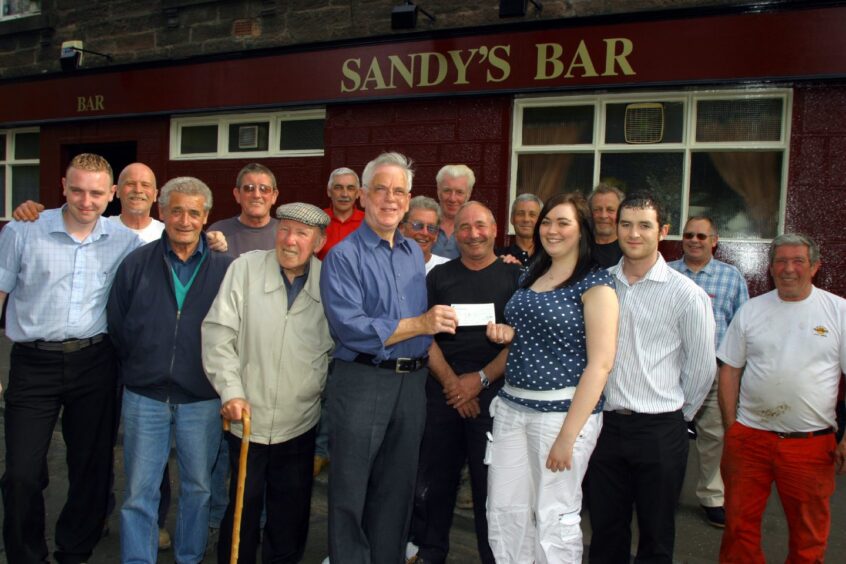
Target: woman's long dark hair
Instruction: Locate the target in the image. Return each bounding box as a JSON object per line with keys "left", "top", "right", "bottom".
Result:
{"left": 521, "top": 192, "right": 595, "bottom": 290}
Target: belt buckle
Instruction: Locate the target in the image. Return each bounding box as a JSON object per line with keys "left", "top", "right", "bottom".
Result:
{"left": 775, "top": 431, "right": 788, "bottom": 439}
{"left": 62, "top": 339, "right": 83, "bottom": 354}
{"left": 395, "top": 357, "right": 412, "bottom": 373}
{"left": 617, "top": 408, "right": 633, "bottom": 416}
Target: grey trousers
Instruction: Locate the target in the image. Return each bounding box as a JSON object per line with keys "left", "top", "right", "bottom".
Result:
{"left": 327, "top": 359, "right": 427, "bottom": 564}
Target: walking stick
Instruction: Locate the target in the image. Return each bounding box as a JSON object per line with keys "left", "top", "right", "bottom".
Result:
{"left": 223, "top": 411, "right": 251, "bottom": 564}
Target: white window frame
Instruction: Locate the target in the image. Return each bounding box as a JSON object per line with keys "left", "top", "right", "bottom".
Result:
{"left": 1, "top": 127, "right": 40, "bottom": 220}
{"left": 170, "top": 109, "right": 326, "bottom": 160}
{"left": 0, "top": 0, "right": 40, "bottom": 22}
{"left": 509, "top": 88, "right": 792, "bottom": 242}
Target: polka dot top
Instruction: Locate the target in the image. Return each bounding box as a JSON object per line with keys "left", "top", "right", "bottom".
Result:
{"left": 500, "top": 268, "right": 614, "bottom": 413}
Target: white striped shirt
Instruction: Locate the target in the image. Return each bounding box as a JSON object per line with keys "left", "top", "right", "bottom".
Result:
{"left": 604, "top": 255, "right": 716, "bottom": 420}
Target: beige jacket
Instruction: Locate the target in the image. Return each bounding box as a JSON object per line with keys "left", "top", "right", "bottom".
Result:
{"left": 202, "top": 251, "right": 333, "bottom": 444}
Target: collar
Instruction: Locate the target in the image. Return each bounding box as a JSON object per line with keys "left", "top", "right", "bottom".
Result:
{"left": 681, "top": 256, "right": 716, "bottom": 276}
{"left": 360, "top": 221, "right": 413, "bottom": 253}
{"left": 264, "top": 252, "right": 322, "bottom": 302}
{"left": 613, "top": 253, "right": 670, "bottom": 285}
{"left": 50, "top": 205, "right": 108, "bottom": 242}
{"left": 163, "top": 232, "right": 207, "bottom": 263}
{"left": 325, "top": 207, "right": 364, "bottom": 224}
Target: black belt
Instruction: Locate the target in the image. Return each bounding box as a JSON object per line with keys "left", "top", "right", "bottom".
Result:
{"left": 17, "top": 334, "right": 106, "bottom": 353}
{"left": 354, "top": 354, "right": 427, "bottom": 373}
{"left": 771, "top": 427, "right": 834, "bottom": 439}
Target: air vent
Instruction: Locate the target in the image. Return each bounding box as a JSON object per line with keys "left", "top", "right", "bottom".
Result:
{"left": 625, "top": 103, "right": 664, "bottom": 144}
{"left": 237, "top": 125, "right": 259, "bottom": 150}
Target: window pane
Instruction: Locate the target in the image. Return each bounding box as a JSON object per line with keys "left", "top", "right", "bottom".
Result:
{"left": 14, "top": 131, "right": 39, "bottom": 159}
{"left": 279, "top": 119, "right": 324, "bottom": 151}
{"left": 0, "top": 165, "right": 5, "bottom": 216}
{"left": 605, "top": 102, "right": 684, "bottom": 144}
{"left": 689, "top": 151, "right": 781, "bottom": 239}
{"left": 0, "top": 134, "right": 6, "bottom": 159}
{"left": 11, "top": 164, "right": 39, "bottom": 208}
{"left": 522, "top": 106, "right": 594, "bottom": 145}
{"left": 516, "top": 153, "right": 594, "bottom": 202}
{"left": 599, "top": 152, "right": 684, "bottom": 234}
{"left": 696, "top": 98, "right": 783, "bottom": 142}
{"left": 180, "top": 125, "right": 218, "bottom": 154}
{"left": 228, "top": 122, "right": 269, "bottom": 152}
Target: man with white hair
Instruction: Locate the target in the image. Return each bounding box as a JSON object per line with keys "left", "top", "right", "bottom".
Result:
{"left": 432, "top": 164, "right": 475, "bottom": 259}
{"left": 320, "top": 152, "right": 459, "bottom": 563}
{"left": 317, "top": 166, "right": 364, "bottom": 261}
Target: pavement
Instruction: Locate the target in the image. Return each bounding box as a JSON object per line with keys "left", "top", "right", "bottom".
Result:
{"left": 0, "top": 331, "right": 844, "bottom": 563}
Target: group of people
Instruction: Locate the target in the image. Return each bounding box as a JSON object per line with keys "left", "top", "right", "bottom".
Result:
{"left": 0, "top": 150, "right": 843, "bottom": 564}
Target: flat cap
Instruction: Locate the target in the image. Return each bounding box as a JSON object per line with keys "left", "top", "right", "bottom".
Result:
{"left": 275, "top": 202, "right": 330, "bottom": 228}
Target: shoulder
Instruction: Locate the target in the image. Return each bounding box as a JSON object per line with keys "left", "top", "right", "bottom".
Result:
{"left": 666, "top": 258, "right": 684, "bottom": 271}
{"left": 811, "top": 287, "right": 846, "bottom": 312}
{"left": 208, "top": 216, "right": 238, "bottom": 233}
{"left": 712, "top": 258, "right": 745, "bottom": 278}
{"left": 580, "top": 267, "right": 614, "bottom": 289}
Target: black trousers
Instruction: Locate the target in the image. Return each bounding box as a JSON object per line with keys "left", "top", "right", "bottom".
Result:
{"left": 587, "top": 410, "right": 689, "bottom": 564}
{"left": 410, "top": 375, "right": 495, "bottom": 564}
{"left": 1, "top": 339, "right": 117, "bottom": 564}
{"left": 217, "top": 426, "right": 316, "bottom": 564}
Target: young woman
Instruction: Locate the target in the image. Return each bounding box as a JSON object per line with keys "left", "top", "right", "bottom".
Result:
{"left": 485, "top": 192, "right": 619, "bottom": 563}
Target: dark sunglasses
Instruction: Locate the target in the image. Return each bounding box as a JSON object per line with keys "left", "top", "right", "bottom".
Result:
{"left": 241, "top": 184, "right": 275, "bottom": 194}
{"left": 683, "top": 232, "right": 711, "bottom": 241}
{"left": 407, "top": 221, "right": 439, "bottom": 235}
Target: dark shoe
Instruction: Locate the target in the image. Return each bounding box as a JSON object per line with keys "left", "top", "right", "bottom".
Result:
{"left": 702, "top": 505, "right": 726, "bottom": 528}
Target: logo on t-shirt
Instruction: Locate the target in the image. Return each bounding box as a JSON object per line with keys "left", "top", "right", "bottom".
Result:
{"left": 812, "top": 325, "right": 829, "bottom": 337}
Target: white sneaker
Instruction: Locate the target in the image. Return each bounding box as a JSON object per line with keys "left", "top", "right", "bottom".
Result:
{"left": 405, "top": 542, "right": 419, "bottom": 559}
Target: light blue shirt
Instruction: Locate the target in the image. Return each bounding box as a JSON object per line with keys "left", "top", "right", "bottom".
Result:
{"left": 431, "top": 228, "right": 459, "bottom": 259}
{"left": 0, "top": 206, "right": 141, "bottom": 342}
{"left": 668, "top": 257, "right": 749, "bottom": 347}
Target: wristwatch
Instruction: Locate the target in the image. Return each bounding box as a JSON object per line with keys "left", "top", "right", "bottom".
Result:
{"left": 479, "top": 369, "right": 490, "bottom": 389}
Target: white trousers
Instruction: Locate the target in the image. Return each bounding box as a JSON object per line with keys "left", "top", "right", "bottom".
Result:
{"left": 486, "top": 398, "right": 602, "bottom": 564}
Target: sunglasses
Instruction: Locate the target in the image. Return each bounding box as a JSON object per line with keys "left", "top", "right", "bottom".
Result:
{"left": 683, "top": 232, "right": 711, "bottom": 241}
{"left": 407, "top": 221, "right": 439, "bottom": 235}
{"left": 241, "top": 184, "right": 275, "bottom": 194}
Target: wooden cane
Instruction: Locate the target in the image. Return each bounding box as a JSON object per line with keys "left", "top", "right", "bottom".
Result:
{"left": 222, "top": 411, "right": 251, "bottom": 564}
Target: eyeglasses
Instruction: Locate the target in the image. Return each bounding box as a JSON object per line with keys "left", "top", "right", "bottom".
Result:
{"left": 370, "top": 185, "right": 409, "bottom": 199}
{"left": 241, "top": 184, "right": 275, "bottom": 194}
{"left": 407, "top": 221, "right": 439, "bottom": 235}
{"left": 683, "top": 232, "right": 712, "bottom": 241}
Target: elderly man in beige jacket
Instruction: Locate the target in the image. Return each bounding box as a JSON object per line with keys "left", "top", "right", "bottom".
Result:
{"left": 202, "top": 202, "right": 334, "bottom": 564}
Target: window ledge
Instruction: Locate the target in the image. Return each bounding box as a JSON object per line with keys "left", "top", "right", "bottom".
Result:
{"left": 0, "top": 13, "right": 50, "bottom": 36}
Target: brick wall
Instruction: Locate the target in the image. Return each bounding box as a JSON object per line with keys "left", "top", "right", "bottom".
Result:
{"left": 0, "top": 0, "right": 753, "bottom": 79}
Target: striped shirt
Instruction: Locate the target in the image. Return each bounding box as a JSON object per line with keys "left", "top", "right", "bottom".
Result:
{"left": 604, "top": 255, "right": 717, "bottom": 420}
{"left": 668, "top": 257, "right": 749, "bottom": 347}
{"left": 0, "top": 206, "right": 141, "bottom": 342}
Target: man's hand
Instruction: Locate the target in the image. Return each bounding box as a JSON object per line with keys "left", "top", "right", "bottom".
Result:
{"left": 486, "top": 321, "right": 514, "bottom": 346}
{"left": 206, "top": 230, "right": 228, "bottom": 253}
{"left": 457, "top": 398, "right": 480, "bottom": 419}
{"left": 837, "top": 436, "right": 846, "bottom": 475}
{"left": 499, "top": 254, "right": 522, "bottom": 266}
{"left": 221, "top": 398, "right": 250, "bottom": 422}
{"left": 423, "top": 305, "right": 458, "bottom": 335}
{"left": 445, "top": 372, "right": 483, "bottom": 408}
{"left": 12, "top": 200, "right": 45, "bottom": 222}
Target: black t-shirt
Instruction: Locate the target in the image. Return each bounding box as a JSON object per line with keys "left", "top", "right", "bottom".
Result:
{"left": 426, "top": 259, "right": 522, "bottom": 376}
{"left": 495, "top": 242, "right": 532, "bottom": 267}
{"left": 591, "top": 239, "right": 623, "bottom": 269}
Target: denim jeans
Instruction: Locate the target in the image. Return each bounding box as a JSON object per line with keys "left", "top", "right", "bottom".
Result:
{"left": 209, "top": 436, "right": 229, "bottom": 528}
{"left": 120, "top": 389, "right": 221, "bottom": 564}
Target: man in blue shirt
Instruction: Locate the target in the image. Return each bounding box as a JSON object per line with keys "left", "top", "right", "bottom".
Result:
{"left": 107, "top": 177, "right": 233, "bottom": 563}
{"left": 0, "top": 153, "right": 141, "bottom": 564}
{"left": 320, "top": 152, "right": 459, "bottom": 563}
{"left": 668, "top": 215, "right": 749, "bottom": 528}
{"left": 431, "top": 164, "right": 474, "bottom": 259}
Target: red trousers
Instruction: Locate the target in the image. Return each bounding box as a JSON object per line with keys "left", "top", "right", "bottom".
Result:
{"left": 720, "top": 422, "right": 836, "bottom": 563}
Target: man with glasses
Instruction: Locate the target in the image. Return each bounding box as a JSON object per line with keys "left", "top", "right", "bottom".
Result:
{"left": 208, "top": 162, "right": 280, "bottom": 258}
{"left": 669, "top": 216, "right": 749, "bottom": 528}
{"left": 432, "top": 164, "right": 475, "bottom": 259}
{"left": 317, "top": 167, "right": 364, "bottom": 261}
{"left": 402, "top": 195, "right": 450, "bottom": 274}
{"left": 320, "top": 152, "right": 459, "bottom": 563}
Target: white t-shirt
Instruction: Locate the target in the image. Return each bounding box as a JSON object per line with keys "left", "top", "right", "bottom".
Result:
{"left": 425, "top": 254, "right": 450, "bottom": 275}
{"left": 108, "top": 215, "right": 164, "bottom": 243}
{"left": 718, "top": 287, "right": 846, "bottom": 432}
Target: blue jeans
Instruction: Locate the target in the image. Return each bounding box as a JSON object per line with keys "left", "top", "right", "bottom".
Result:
{"left": 120, "top": 389, "right": 221, "bottom": 564}
{"left": 209, "top": 436, "right": 229, "bottom": 528}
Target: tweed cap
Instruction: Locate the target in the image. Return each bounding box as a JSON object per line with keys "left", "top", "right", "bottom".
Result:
{"left": 275, "top": 202, "right": 330, "bottom": 228}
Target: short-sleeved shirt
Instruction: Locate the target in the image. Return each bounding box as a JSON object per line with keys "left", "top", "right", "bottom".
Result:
{"left": 500, "top": 268, "right": 614, "bottom": 412}
{"left": 317, "top": 207, "right": 364, "bottom": 261}
{"left": 320, "top": 221, "right": 431, "bottom": 362}
{"left": 107, "top": 214, "right": 164, "bottom": 243}
{"left": 0, "top": 207, "right": 141, "bottom": 341}
{"left": 718, "top": 287, "right": 846, "bottom": 432}
{"left": 208, "top": 215, "right": 278, "bottom": 258}
{"left": 495, "top": 242, "right": 533, "bottom": 267}
{"left": 432, "top": 229, "right": 459, "bottom": 259}
{"left": 668, "top": 257, "right": 749, "bottom": 347}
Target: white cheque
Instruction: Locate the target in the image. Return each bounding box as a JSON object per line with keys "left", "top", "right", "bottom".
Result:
{"left": 451, "top": 303, "right": 496, "bottom": 327}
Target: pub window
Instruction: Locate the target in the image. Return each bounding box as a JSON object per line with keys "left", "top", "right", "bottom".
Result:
{"left": 1, "top": 0, "right": 39, "bottom": 21}
{"left": 1, "top": 128, "right": 40, "bottom": 220}
{"left": 170, "top": 109, "right": 325, "bottom": 160}
{"left": 510, "top": 90, "right": 790, "bottom": 240}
